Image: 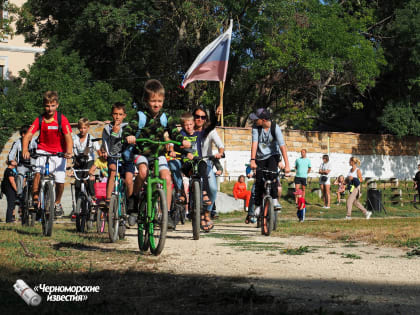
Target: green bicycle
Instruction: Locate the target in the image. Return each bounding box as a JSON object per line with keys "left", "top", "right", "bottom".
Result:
{"left": 134, "top": 138, "right": 181, "bottom": 256}
{"left": 107, "top": 152, "right": 127, "bottom": 243}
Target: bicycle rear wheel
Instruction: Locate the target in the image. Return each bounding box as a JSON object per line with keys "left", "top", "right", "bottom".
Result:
{"left": 42, "top": 182, "right": 55, "bottom": 237}
{"left": 149, "top": 189, "right": 168, "bottom": 256}
{"left": 76, "top": 196, "right": 87, "bottom": 233}
{"left": 191, "top": 180, "right": 201, "bottom": 240}
{"left": 261, "top": 196, "right": 274, "bottom": 236}
{"left": 137, "top": 197, "right": 149, "bottom": 252}
{"left": 21, "top": 186, "right": 30, "bottom": 226}
{"left": 108, "top": 195, "right": 119, "bottom": 242}
{"left": 96, "top": 207, "right": 106, "bottom": 233}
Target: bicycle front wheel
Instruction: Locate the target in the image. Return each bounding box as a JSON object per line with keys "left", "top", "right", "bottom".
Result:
{"left": 137, "top": 197, "right": 149, "bottom": 252}
{"left": 261, "top": 196, "right": 274, "bottom": 236}
{"left": 76, "top": 196, "right": 87, "bottom": 233}
{"left": 108, "top": 195, "right": 119, "bottom": 242}
{"left": 191, "top": 180, "right": 201, "bottom": 240}
{"left": 149, "top": 189, "right": 168, "bottom": 256}
{"left": 21, "top": 186, "right": 30, "bottom": 226}
{"left": 42, "top": 182, "right": 55, "bottom": 237}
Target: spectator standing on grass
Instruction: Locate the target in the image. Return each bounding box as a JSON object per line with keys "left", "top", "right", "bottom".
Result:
{"left": 294, "top": 189, "right": 306, "bottom": 222}
{"left": 345, "top": 157, "right": 372, "bottom": 220}
{"left": 294, "top": 149, "right": 311, "bottom": 203}
{"left": 414, "top": 164, "right": 420, "bottom": 200}
{"left": 319, "top": 154, "right": 331, "bottom": 209}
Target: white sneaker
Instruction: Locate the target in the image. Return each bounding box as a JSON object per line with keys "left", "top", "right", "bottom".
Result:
{"left": 273, "top": 199, "right": 282, "bottom": 211}
{"left": 324, "top": 206, "right": 330, "bottom": 209}
{"left": 366, "top": 211, "right": 372, "bottom": 220}
{"left": 254, "top": 206, "right": 261, "bottom": 217}
{"left": 345, "top": 216, "right": 352, "bottom": 220}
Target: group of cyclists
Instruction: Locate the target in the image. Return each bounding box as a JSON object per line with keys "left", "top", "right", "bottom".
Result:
{"left": 4, "top": 80, "right": 232, "bottom": 233}
{"left": 3, "top": 79, "right": 290, "bottom": 248}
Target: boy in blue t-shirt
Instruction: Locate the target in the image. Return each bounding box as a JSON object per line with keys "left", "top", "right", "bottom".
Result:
{"left": 294, "top": 149, "right": 311, "bottom": 202}
{"left": 249, "top": 108, "right": 290, "bottom": 216}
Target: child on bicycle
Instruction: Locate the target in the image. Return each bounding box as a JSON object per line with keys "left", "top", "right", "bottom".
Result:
{"left": 249, "top": 108, "right": 290, "bottom": 217}
{"left": 22, "top": 91, "right": 73, "bottom": 217}
{"left": 8, "top": 125, "right": 38, "bottom": 197}
{"left": 89, "top": 154, "right": 108, "bottom": 182}
{"left": 72, "top": 118, "right": 101, "bottom": 203}
{"left": 101, "top": 102, "right": 135, "bottom": 206}
{"left": 294, "top": 189, "right": 306, "bottom": 222}
{"left": 124, "top": 79, "right": 190, "bottom": 218}
{"left": 168, "top": 112, "right": 213, "bottom": 230}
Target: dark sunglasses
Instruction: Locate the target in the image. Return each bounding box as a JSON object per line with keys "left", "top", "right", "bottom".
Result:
{"left": 194, "top": 114, "right": 207, "bottom": 120}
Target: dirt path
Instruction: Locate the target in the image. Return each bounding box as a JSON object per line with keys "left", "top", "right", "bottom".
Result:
{"left": 117, "top": 221, "right": 420, "bottom": 314}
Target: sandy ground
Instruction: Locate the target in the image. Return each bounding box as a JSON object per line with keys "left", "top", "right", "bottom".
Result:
{"left": 112, "top": 220, "right": 420, "bottom": 314}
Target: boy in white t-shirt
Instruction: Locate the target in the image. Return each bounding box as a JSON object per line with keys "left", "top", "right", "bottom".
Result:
{"left": 72, "top": 118, "right": 101, "bottom": 199}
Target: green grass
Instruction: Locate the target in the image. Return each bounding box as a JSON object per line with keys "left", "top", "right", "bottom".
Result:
{"left": 341, "top": 253, "right": 361, "bottom": 259}
{"left": 0, "top": 223, "right": 139, "bottom": 280}
{"left": 282, "top": 246, "right": 312, "bottom": 255}
{"left": 220, "top": 178, "right": 420, "bottom": 214}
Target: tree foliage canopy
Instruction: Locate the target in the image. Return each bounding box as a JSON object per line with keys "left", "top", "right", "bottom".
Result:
{"left": 0, "top": 0, "right": 418, "bottom": 147}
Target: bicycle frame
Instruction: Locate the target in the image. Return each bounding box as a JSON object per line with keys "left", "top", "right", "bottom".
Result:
{"left": 108, "top": 155, "right": 125, "bottom": 218}
{"left": 39, "top": 156, "right": 56, "bottom": 211}
{"left": 133, "top": 138, "right": 181, "bottom": 254}
{"left": 135, "top": 138, "right": 180, "bottom": 214}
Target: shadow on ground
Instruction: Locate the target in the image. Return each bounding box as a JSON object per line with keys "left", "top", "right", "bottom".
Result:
{"left": 1, "top": 266, "right": 418, "bottom": 314}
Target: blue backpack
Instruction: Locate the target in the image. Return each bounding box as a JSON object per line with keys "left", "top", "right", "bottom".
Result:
{"left": 135, "top": 111, "right": 167, "bottom": 136}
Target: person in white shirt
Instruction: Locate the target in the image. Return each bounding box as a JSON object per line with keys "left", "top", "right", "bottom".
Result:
{"left": 319, "top": 154, "right": 331, "bottom": 209}
{"left": 193, "top": 107, "right": 224, "bottom": 218}
{"left": 72, "top": 118, "right": 101, "bottom": 199}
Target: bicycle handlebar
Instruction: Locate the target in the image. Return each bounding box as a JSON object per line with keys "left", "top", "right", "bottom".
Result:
{"left": 31, "top": 152, "right": 66, "bottom": 159}
{"left": 70, "top": 168, "right": 91, "bottom": 181}
{"left": 202, "top": 153, "right": 225, "bottom": 160}
{"left": 123, "top": 138, "right": 182, "bottom": 146}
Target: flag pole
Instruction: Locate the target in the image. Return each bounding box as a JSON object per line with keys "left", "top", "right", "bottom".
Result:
{"left": 219, "top": 81, "right": 225, "bottom": 127}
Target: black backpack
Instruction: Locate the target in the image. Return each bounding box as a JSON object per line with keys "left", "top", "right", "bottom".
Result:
{"left": 254, "top": 120, "right": 278, "bottom": 144}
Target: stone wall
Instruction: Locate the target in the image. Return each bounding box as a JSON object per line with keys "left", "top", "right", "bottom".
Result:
{"left": 214, "top": 128, "right": 420, "bottom": 180}
{"left": 1, "top": 123, "right": 419, "bottom": 180}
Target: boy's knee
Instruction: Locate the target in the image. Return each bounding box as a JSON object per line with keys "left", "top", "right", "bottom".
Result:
{"left": 138, "top": 166, "right": 147, "bottom": 180}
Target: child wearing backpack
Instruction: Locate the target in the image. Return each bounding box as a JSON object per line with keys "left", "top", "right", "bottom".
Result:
{"left": 22, "top": 91, "right": 73, "bottom": 217}
{"left": 72, "top": 118, "right": 101, "bottom": 203}
{"left": 249, "top": 108, "right": 290, "bottom": 217}
{"left": 101, "top": 102, "right": 135, "bottom": 205}
{"left": 124, "top": 79, "right": 191, "bottom": 219}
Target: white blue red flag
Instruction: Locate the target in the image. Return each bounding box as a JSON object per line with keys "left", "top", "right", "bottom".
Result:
{"left": 181, "top": 20, "right": 233, "bottom": 89}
